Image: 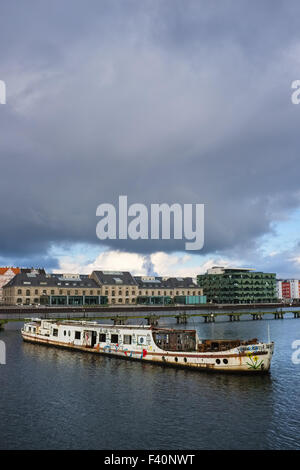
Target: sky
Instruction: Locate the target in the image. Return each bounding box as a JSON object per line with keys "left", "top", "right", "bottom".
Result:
{"left": 1, "top": 0, "right": 300, "bottom": 279}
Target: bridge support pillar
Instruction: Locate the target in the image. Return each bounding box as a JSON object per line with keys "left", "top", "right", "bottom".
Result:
{"left": 176, "top": 314, "right": 189, "bottom": 324}
{"left": 0, "top": 320, "right": 7, "bottom": 330}
{"left": 146, "top": 315, "right": 160, "bottom": 326}
{"left": 111, "top": 316, "right": 128, "bottom": 325}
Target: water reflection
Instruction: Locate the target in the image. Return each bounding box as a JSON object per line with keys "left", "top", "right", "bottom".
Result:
{"left": 0, "top": 318, "right": 299, "bottom": 449}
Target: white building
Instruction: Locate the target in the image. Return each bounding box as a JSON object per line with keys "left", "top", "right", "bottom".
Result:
{"left": 276, "top": 279, "right": 300, "bottom": 300}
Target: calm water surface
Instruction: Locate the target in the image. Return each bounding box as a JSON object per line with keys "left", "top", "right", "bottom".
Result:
{"left": 0, "top": 316, "right": 300, "bottom": 450}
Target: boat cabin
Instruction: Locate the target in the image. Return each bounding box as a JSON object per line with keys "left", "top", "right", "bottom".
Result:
{"left": 152, "top": 327, "right": 196, "bottom": 352}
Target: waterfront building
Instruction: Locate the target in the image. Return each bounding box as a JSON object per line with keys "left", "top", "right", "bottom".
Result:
{"left": 277, "top": 279, "right": 300, "bottom": 301}
{"left": 90, "top": 271, "right": 204, "bottom": 305}
{"left": 0, "top": 267, "right": 20, "bottom": 303}
{"left": 3, "top": 269, "right": 205, "bottom": 306}
{"left": 3, "top": 272, "right": 107, "bottom": 306}
{"left": 197, "top": 267, "right": 277, "bottom": 304}
{"left": 90, "top": 270, "right": 138, "bottom": 305}
{"left": 134, "top": 276, "right": 205, "bottom": 305}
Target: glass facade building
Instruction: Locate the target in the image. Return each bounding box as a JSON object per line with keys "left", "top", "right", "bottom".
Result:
{"left": 197, "top": 268, "right": 277, "bottom": 304}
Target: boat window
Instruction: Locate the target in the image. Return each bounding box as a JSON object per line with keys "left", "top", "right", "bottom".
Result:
{"left": 111, "top": 334, "right": 119, "bottom": 344}
{"left": 75, "top": 331, "right": 81, "bottom": 340}
{"left": 152, "top": 330, "right": 196, "bottom": 352}
{"left": 64, "top": 330, "right": 66, "bottom": 336}
{"left": 53, "top": 329, "right": 58, "bottom": 337}
{"left": 99, "top": 333, "right": 106, "bottom": 342}
{"left": 123, "top": 334, "right": 132, "bottom": 345}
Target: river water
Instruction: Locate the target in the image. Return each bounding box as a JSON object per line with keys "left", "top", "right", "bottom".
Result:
{"left": 0, "top": 314, "right": 300, "bottom": 450}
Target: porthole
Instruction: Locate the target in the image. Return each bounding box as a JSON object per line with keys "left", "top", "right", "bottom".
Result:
{"left": 184, "top": 357, "right": 187, "bottom": 363}
{"left": 174, "top": 357, "right": 178, "bottom": 363}
{"left": 223, "top": 359, "right": 228, "bottom": 364}
{"left": 216, "top": 359, "right": 221, "bottom": 364}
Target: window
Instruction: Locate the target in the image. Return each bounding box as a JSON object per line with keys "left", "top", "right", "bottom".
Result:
{"left": 53, "top": 329, "right": 58, "bottom": 337}
{"left": 111, "top": 334, "right": 118, "bottom": 344}
{"left": 90, "top": 290, "right": 93, "bottom": 295}
{"left": 26, "top": 290, "right": 30, "bottom": 296}
{"left": 123, "top": 335, "right": 132, "bottom": 345}
{"left": 17, "top": 289, "right": 22, "bottom": 294}
{"left": 35, "top": 289, "right": 38, "bottom": 295}
{"left": 51, "top": 290, "right": 55, "bottom": 295}
{"left": 64, "top": 330, "right": 66, "bottom": 336}
{"left": 118, "top": 298, "right": 122, "bottom": 303}
{"left": 112, "top": 290, "right": 115, "bottom": 296}
{"left": 99, "top": 333, "right": 106, "bottom": 342}
{"left": 75, "top": 331, "right": 81, "bottom": 340}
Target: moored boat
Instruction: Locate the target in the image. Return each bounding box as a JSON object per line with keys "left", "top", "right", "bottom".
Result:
{"left": 21, "top": 318, "right": 274, "bottom": 373}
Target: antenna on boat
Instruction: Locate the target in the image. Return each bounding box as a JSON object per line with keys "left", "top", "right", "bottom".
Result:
{"left": 267, "top": 323, "right": 271, "bottom": 344}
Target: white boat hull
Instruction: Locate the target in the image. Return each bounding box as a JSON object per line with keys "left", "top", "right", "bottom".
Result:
{"left": 21, "top": 319, "right": 274, "bottom": 373}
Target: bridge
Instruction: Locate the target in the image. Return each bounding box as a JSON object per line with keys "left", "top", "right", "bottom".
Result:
{"left": 0, "top": 304, "right": 299, "bottom": 328}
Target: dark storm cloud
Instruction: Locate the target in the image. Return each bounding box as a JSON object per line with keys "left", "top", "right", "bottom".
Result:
{"left": 1, "top": 0, "right": 300, "bottom": 264}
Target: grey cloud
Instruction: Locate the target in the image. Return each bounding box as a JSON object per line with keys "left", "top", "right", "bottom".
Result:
{"left": 1, "top": 1, "right": 300, "bottom": 268}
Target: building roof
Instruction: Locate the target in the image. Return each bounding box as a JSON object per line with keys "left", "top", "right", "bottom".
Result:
{"left": 134, "top": 276, "right": 197, "bottom": 289}
{"left": 4, "top": 272, "right": 99, "bottom": 289}
{"left": 92, "top": 270, "right": 137, "bottom": 286}
{"left": 20, "top": 268, "right": 46, "bottom": 274}
{"left": 0, "top": 267, "right": 20, "bottom": 275}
